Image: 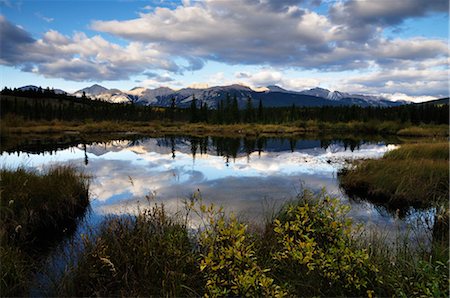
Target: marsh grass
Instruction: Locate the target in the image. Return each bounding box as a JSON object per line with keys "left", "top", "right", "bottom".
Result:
{"left": 2, "top": 117, "right": 449, "bottom": 138}
{"left": 358, "top": 223, "right": 449, "bottom": 297}
{"left": 339, "top": 142, "right": 449, "bottom": 214}
{"left": 1, "top": 166, "right": 90, "bottom": 250}
{"left": 0, "top": 166, "right": 90, "bottom": 297}
{"left": 2, "top": 165, "right": 447, "bottom": 297}
{"left": 52, "top": 205, "right": 203, "bottom": 297}
{"left": 397, "top": 125, "right": 449, "bottom": 137}
{"left": 384, "top": 142, "right": 449, "bottom": 160}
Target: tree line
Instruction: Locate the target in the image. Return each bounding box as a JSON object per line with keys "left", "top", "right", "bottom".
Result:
{"left": 1, "top": 87, "right": 448, "bottom": 125}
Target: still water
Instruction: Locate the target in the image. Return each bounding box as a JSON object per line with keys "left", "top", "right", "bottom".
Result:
{"left": 2, "top": 135, "right": 428, "bottom": 234}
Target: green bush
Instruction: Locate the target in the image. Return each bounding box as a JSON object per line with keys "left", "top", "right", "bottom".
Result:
{"left": 198, "top": 203, "right": 287, "bottom": 297}
{"left": 270, "top": 191, "right": 378, "bottom": 296}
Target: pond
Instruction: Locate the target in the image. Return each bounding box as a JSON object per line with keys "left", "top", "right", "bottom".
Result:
{"left": 1, "top": 134, "right": 433, "bottom": 238}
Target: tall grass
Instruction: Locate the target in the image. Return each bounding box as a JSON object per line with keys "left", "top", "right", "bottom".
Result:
{"left": 339, "top": 142, "right": 449, "bottom": 214}
{"left": 384, "top": 142, "right": 449, "bottom": 160}
{"left": 1, "top": 166, "right": 90, "bottom": 250}
{"left": 52, "top": 205, "right": 203, "bottom": 297}
{"left": 358, "top": 222, "right": 449, "bottom": 297}
{"left": 0, "top": 166, "right": 90, "bottom": 297}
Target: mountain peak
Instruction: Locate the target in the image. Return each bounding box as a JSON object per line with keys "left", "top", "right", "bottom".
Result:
{"left": 75, "top": 84, "right": 109, "bottom": 96}
{"left": 267, "top": 85, "right": 287, "bottom": 92}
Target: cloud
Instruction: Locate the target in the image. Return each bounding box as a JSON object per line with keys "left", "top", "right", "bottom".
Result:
{"left": 0, "top": 0, "right": 448, "bottom": 99}
{"left": 90, "top": 0, "right": 448, "bottom": 73}
{"left": 142, "top": 71, "right": 174, "bottom": 82}
{"left": 0, "top": 16, "right": 180, "bottom": 81}
{"left": 0, "top": 0, "right": 22, "bottom": 10}
{"left": 0, "top": 15, "right": 35, "bottom": 65}
{"left": 336, "top": 68, "right": 449, "bottom": 100}
{"left": 330, "top": 0, "right": 448, "bottom": 27}
{"left": 35, "top": 12, "right": 54, "bottom": 23}
{"left": 372, "top": 38, "right": 449, "bottom": 63}
{"left": 234, "top": 69, "right": 321, "bottom": 90}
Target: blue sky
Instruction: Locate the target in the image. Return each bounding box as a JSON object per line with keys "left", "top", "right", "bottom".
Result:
{"left": 0, "top": 0, "right": 448, "bottom": 102}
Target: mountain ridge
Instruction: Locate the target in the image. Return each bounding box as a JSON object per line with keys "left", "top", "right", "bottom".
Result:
{"left": 16, "top": 83, "right": 417, "bottom": 108}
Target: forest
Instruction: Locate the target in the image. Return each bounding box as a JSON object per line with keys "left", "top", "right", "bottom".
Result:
{"left": 1, "top": 87, "right": 448, "bottom": 125}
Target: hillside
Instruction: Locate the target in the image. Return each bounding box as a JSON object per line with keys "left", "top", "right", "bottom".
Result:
{"left": 67, "top": 84, "right": 408, "bottom": 108}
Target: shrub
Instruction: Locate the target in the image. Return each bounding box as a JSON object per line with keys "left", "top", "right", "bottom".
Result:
{"left": 270, "top": 190, "right": 378, "bottom": 296}
{"left": 198, "top": 203, "right": 287, "bottom": 297}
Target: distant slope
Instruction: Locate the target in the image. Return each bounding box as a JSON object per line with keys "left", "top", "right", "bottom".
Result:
{"left": 17, "top": 84, "right": 413, "bottom": 108}
{"left": 415, "top": 97, "right": 449, "bottom": 106}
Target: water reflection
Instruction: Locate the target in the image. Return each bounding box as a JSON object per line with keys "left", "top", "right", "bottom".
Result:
{"left": 1, "top": 136, "right": 404, "bottom": 227}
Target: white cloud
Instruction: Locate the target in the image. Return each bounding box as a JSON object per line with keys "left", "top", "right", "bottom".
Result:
{"left": 335, "top": 68, "right": 449, "bottom": 101}
{"left": 90, "top": 0, "right": 448, "bottom": 72}
{"left": 35, "top": 12, "right": 54, "bottom": 23}
{"left": 1, "top": 0, "right": 448, "bottom": 98}
{"left": 233, "top": 69, "right": 321, "bottom": 91}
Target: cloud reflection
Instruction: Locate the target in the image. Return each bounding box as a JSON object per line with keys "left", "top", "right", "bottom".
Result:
{"left": 1, "top": 137, "right": 399, "bottom": 227}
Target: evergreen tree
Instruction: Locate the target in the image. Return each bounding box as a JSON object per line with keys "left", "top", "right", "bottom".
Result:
{"left": 245, "top": 96, "right": 254, "bottom": 123}
{"left": 231, "top": 95, "right": 239, "bottom": 123}
{"left": 200, "top": 102, "right": 208, "bottom": 123}
{"left": 290, "top": 104, "right": 296, "bottom": 122}
{"left": 257, "top": 99, "right": 264, "bottom": 123}
{"left": 190, "top": 95, "right": 198, "bottom": 123}
{"left": 169, "top": 97, "right": 176, "bottom": 122}
{"left": 217, "top": 99, "right": 224, "bottom": 124}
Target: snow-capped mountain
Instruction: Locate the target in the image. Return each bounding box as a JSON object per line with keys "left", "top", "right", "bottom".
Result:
{"left": 74, "top": 84, "right": 131, "bottom": 103}
{"left": 67, "top": 84, "right": 406, "bottom": 108}
{"left": 74, "top": 84, "right": 108, "bottom": 96}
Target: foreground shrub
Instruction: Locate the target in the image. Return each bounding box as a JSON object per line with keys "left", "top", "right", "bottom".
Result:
{"left": 268, "top": 191, "right": 378, "bottom": 296}
{"left": 54, "top": 205, "right": 202, "bottom": 297}
{"left": 47, "top": 190, "right": 449, "bottom": 297}
{"left": 198, "top": 204, "right": 287, "bottom": 297}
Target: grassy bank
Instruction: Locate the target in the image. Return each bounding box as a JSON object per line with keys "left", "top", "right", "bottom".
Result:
{"left": 1, "top": 116, "right": 448, "bottom": 138}
{"left": 48, "top": 191, "right": 448, "bottom": 297}
{"left": 339, "top": 142, "right": 449, "bottom": 215}
{"left": 0, "top": 166, "right": 90, "bottom": 297}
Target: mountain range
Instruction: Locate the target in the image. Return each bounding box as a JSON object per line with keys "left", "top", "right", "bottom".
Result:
{"left": 19, "top": 84, "right": 408, "bottom": 108}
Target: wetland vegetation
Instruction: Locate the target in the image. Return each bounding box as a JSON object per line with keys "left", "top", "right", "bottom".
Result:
{"left": 0, "top": 166, "right": 90, "bottom": 296}
{"left": 339, "top": 142, "right": 449, "bottom": 215}
{"left": 0, "top": 90, "right": 448, "bottom": 297}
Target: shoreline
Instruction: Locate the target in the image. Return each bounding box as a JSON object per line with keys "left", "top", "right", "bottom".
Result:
{"left": 1, "top": 120, "right": 448, "bottom": 138}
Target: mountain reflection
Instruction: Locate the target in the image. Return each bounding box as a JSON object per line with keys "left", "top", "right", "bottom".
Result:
{"left": 1, "top": 135, "right": 399, "bottom": 229}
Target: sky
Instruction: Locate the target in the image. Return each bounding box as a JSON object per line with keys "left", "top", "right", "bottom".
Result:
{"left": 0, "top": 0, "right": 448, "bottom": 102}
